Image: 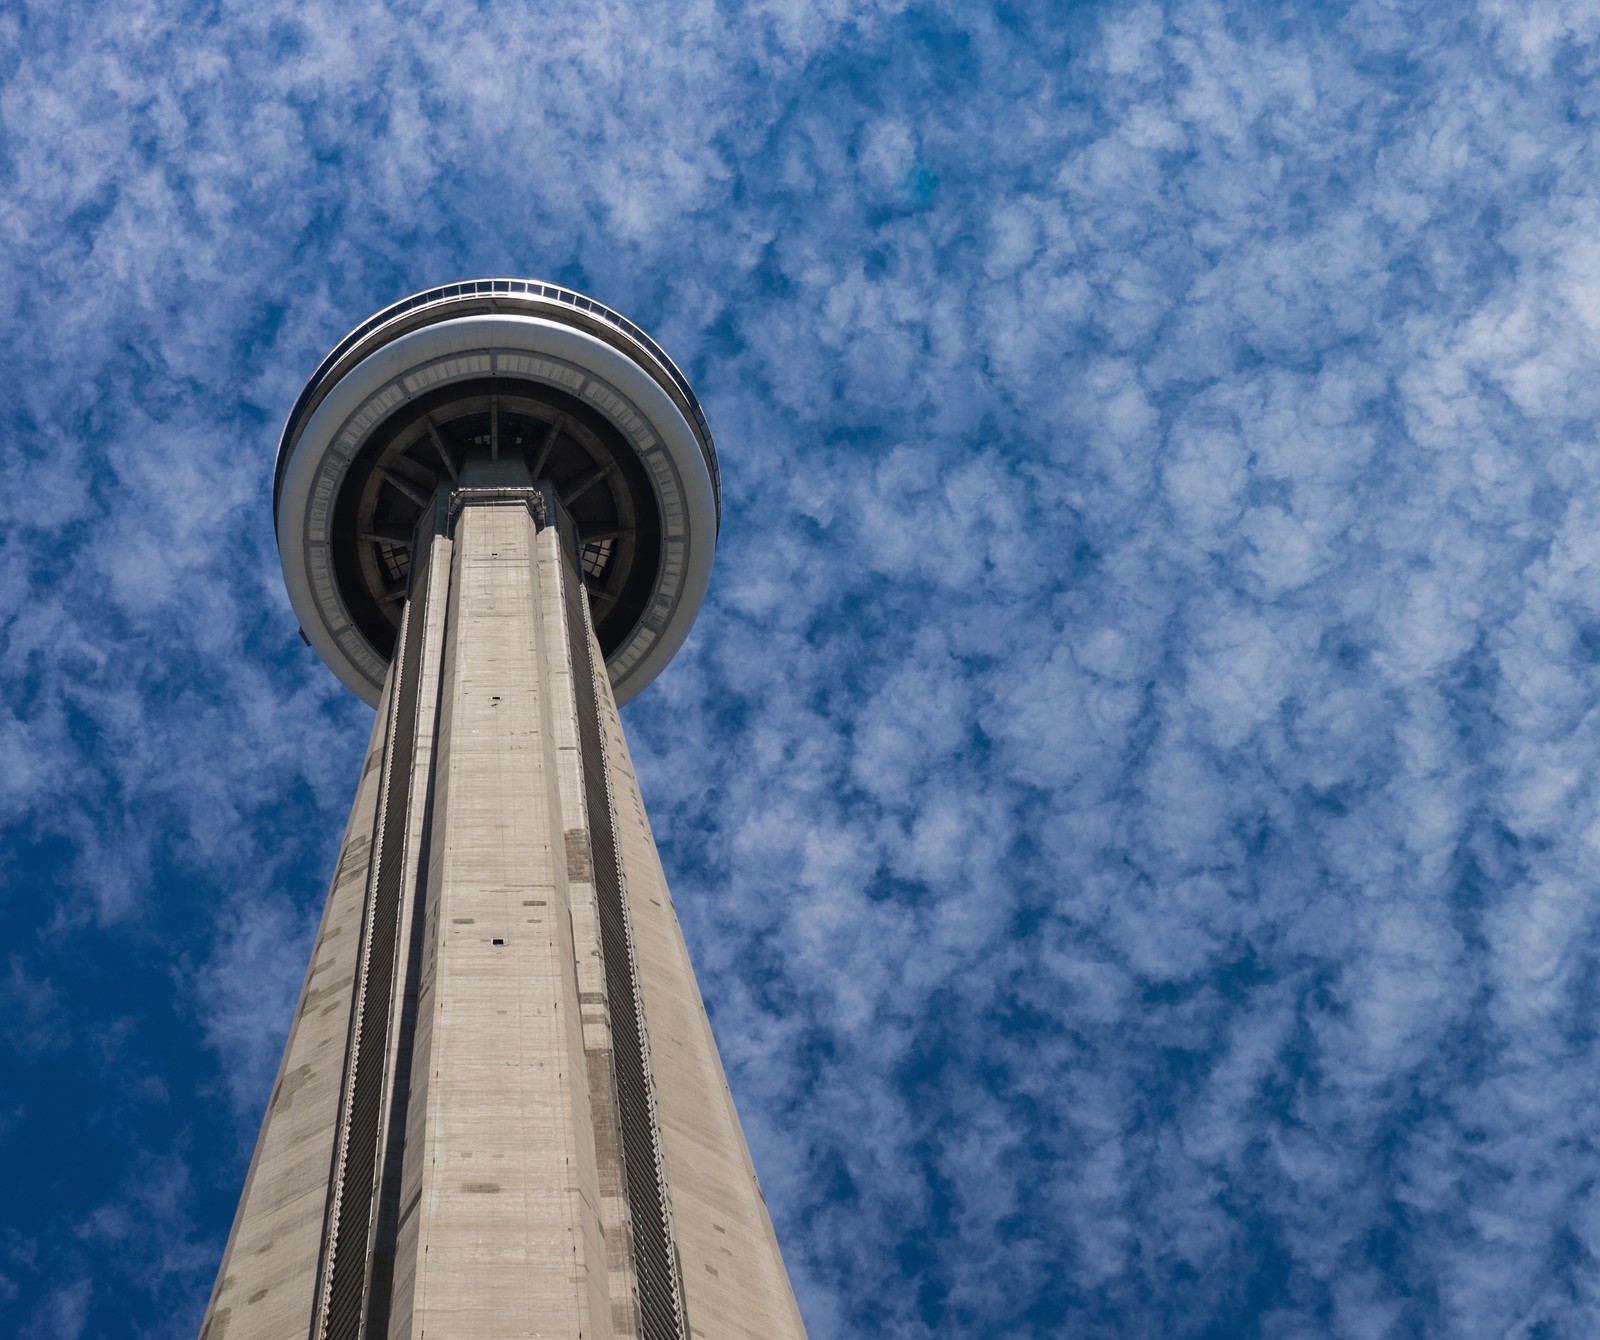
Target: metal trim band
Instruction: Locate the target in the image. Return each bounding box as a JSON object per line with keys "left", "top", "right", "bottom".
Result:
{"left": 275, "top": 278, "right": 719, "bottom": 528}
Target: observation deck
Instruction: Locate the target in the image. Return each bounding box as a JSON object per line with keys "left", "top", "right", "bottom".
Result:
{"left": 274, "top": 279, "right": 720, "bottom": 707}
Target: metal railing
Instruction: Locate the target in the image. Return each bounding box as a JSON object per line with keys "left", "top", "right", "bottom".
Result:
{"left": 275, "top": 278, "right": 721, "bottom": 528}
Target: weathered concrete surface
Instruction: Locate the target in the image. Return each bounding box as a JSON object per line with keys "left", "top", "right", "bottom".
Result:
{"left": 539, "top": 515, "right": 644, "bottom": 1340}
{"left": 366, "top": 525, "right": 452, "bottom": 1340}
{"left": 394, "top": 499, "right": 613, "bottom": 1339}
{"left": 203, "top": 489, "right": 807, "bottom": 1340}
{"left": 594, "top": 659, "right": 810, "bottom": 1340}
{"left": 199, "top": 672, "right": 394, "bottom": 1340}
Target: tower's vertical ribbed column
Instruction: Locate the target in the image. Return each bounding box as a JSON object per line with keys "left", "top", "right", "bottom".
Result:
{"left": 537, "top": 509, "right": 647, "bottom": 1340}
{"left": 589, "top": 631, "right": 810, "bottom": 1340}
{"left": 391, "top": 495, "right": 613, "bottom": 1339}
{"left": 200, "top": 483, "right": 809, "bottom": 1340}
{"left": 363, "top": 515, "right": 454, "bottom": 1340}
{"left": 199, "top": 673, "right": 396, "bottom": 1340}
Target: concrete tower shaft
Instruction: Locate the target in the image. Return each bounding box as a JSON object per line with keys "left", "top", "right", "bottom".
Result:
{"left": 202, "top": 285, "right": 807, "bottom": 1340}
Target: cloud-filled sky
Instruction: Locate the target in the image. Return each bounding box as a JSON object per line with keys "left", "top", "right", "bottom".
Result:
{"left": 5, "top": 0, "right": 1600, "bottom": 1335}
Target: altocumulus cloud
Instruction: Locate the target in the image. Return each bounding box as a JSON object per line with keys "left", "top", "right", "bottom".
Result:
{"left": 3, "top": 0, "right": 1600, "bottom": 1336}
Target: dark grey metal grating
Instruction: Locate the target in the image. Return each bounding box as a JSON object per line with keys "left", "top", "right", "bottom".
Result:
{"left": 313, "top": 552, "right": 431, "bottom": 1340}
{"left": 567, "top": 556, "right": 688, "bottom": 1340}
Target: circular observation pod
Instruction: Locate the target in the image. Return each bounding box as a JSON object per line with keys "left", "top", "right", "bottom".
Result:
{"left": 274, "top": 280, "right": 720, "bottom": 708}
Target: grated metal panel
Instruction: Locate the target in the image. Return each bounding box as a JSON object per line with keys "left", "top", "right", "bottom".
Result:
{"left": 312, "top": 551, "right": 431, "bottom": 1340}
{"left": 567, "top": 555, "right": 688, "bottom": 1340}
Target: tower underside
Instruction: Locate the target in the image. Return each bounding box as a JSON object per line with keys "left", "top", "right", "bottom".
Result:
{"left": 203, "top": 483, "right": 805, "bottom": 1340}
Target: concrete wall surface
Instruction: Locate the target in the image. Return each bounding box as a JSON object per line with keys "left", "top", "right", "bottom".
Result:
{"left": 202, "top": 490, "right": 807, "bottom": 1340}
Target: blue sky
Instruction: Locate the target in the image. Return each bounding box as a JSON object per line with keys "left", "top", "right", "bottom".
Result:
{"left": 4, "top": 0, "right": 1600, "bottom": 1335}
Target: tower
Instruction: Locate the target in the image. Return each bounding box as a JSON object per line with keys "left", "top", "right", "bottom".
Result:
{"left": 201, "top": 281, "right": 807, "bottom": 1340}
